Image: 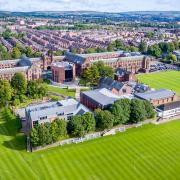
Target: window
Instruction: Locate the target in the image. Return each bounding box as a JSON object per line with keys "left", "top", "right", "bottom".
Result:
{"left": 40, "top": 116, "right": 47, "bottom": 120}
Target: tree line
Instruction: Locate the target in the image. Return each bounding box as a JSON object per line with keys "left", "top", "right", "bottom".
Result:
{"left": 30, "top": 98, "right": 155, "bottom": 147}
{"left": 0, "top": 73, "right": 47, "bottom": 108}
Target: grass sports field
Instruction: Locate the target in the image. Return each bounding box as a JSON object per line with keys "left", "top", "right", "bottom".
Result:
{"left": 1, "top": 108, "right": 180, "bottom": 179}
{"left": 137, "top": 71, "right": 180, "bottom": 95}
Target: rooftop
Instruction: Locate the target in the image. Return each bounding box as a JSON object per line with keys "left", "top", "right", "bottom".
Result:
{"left": 51, "top": 61, "right": 74, "bottom": 69}
{"left": 135, "top": 89, "right": 176, "bottom": 101}
{"left": 26, "top": 98, "right": 90, "bottom": 121}
{"left": 157, "top": 101, "right": 180, "bottom": 111}
{"left": 82, "top": 88, "right": 132, "bottom": 106}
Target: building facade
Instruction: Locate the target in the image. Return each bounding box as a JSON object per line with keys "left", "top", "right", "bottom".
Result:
{"left": 64, "top": 51, "right": 151, "bottom": 75}
{"left": 135, "top": 89, "right": 178, "bottom": 106}
{"left": 156, "top": 101, "right": 180, "bottom": 119}
{"left": 0, "top": 55, "right": 64, "bottom": 81}
{"left": 51, "top": 61, "right": 76, "bottom": 83}
{"left": 25, "top": 98, "right": 90, "bottom": 129}
{"left": 0, "top": 56, "right": 42, "bottom": 81}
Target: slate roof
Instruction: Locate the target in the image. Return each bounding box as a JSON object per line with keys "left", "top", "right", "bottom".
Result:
{"left": 17, "top": 55, "right": 32, "bottom": 67}
{"left": 115, "top": 68, "right": 131, "bottom": 76}
{"left": 25, "top": 98, "right": 90, "bottom": 122}
{"left": 135, "top": 89, "right": 176, "bottom": 101}
{"left": 82, "top": 88, "right": 121, "bottom": 106}
{"left": 157, "top": 101, "right": 180, "bottom": 111}
{"left": 99, "top": 77, "right": 124, "bottom": 91}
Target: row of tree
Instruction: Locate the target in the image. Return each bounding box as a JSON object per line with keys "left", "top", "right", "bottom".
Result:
{"left": 139, "top": 40, "right": 180, "bottom": 58}
{"left": 30, "top": 99, "right": 155, "bottom": 147}
{"left": 0, "top": 73, "right": 47, "bottom": 108}
{"left": 30, "top": 112, "right": 96, "bottom": 147}
{"left": 30, "top": 119, "right": 67, "bottom": 147}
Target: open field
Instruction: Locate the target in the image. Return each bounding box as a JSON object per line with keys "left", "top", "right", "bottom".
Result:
{"left": 1, "top": 108, "right": 180, "bottom": 179}
{"left": 47, "top": 85, "right": 76, "bottom": 97}
{"left": 137, "top": 71, "right": 180, "bottom": 95}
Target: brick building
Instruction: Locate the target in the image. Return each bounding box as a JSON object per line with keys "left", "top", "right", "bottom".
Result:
{"left": 64, "top": 51, "right": 151, "bottom": 75}
{"left": 135, "top": 89, "right": 178, "bottom": 106}
{"left": 98, "top": 77, "right": 133, "bottom": 96}
{"left": 51, "top": 61, "right": 76, "bottom": 83}
{"left": 0, "top": 56, "right": 42, "bottom": 81}
{"left": 115, "top": 68, "right": 136, "bottom": 82}
{"left": 0, "top": 55, "right": 64, "bottom": 81}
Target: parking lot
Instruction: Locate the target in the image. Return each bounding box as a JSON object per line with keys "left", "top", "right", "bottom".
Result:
{"left": 150, "top": 61, "right": 180, "bottom": 72}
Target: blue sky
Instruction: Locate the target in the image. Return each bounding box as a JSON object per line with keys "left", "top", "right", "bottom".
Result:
{"left": 0, "top": 0, "right": 179, "bottom": 12}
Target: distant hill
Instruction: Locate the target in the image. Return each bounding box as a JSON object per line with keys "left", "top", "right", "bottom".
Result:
{"left": 0, "top": 11, "right": 179, "bottom": 22}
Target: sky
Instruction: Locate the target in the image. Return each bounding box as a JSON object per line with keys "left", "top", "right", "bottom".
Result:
{"left": 0, "top": 0, "right": 179, "bottom": 12}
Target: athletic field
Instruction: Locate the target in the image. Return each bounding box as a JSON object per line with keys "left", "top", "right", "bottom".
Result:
{"left": 137, "top": 71, "right": 180, "bottom": 95}
{"left": 0, "top": 108, "right": 180, "bottom": 179}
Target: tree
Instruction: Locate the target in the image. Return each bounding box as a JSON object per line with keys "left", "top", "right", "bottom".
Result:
{"left": 68, "top": 116, "right": 85, "bottom": 137}
{"left": 111, "top": 99, "right": 131, "bottom": 125}
{"left": 143, "top": 100, "right": 155, "bottom": 119}
{"left": 27, "top": 81, "right": 39, "bottom": 98}
{"left": 129, "top": 46, "right": 139, "bottom": 52}
{"left": 0, "top": 80, "right": 12, "bottom": 107}
{"left": 83, "top": 64, "right": 100, "bottom": 86}
{"left": 167, "top": 53, "right": 177, "bottom": 63}
{"left": 167, "top": 42, "right": 175, "bottom": 53}
{"left": 96, "top": 110, "right": 114, "bottom": 130}
{"left": 129, "top": 99, "right": 146, "bottom": 123}
{"left": 30, "top": 127, "right": 40, "bottom": 147}
{"left": 148, "top": 44, "right": 162, "bottom": 58}
{"left": 56, "top": 119, "right": 67, "bottom": 137}
{"left": 139, "top": 41, "right": 148, "bottom": 53}
{"left": 25, "top": 47, "right": 33, "bottom": 57}
{"left": 95, "top": 61, "right": 114, "bottom": 78}
{"left": 82, "top": 112, "right": 96, "bottom": 133}
{"left": 11, "top": 73, "right": 27, "bottom": 96}
{"left": 38, "top": 83, "right": 47, "bottom": 98}
{"left": 11, "top": 46, "right": 21, "bottom": 59}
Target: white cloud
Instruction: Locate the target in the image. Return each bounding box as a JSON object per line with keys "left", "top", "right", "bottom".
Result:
{"left": 0, "top": 0, "right": 179, "bottom": 12}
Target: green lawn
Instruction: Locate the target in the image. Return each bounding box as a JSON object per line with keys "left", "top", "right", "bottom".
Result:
{"left": 47, "top": 85, "right": 76, "bottom": 97}
{"left": 1, "top": 108, "right": 180, "bottom": 179}
{"left": 137, "top": 71, "right": 180, "bottom": 95}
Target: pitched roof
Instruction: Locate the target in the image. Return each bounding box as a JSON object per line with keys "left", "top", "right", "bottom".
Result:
{"left": 99, "top": 77, "right": 124, "bottom": 91}
{"left": 81, "top": 88, "right": 121, "bottom": 106}
{"left": 135, "top": 89, "right": 176, "bottom": 101}
{"left": 25, "top": 98, "right": 90, "bottom": 121}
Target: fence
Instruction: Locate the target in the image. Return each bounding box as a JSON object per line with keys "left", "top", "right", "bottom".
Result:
{"left": 31, "top": 119, "right": 154, "bottom": 152}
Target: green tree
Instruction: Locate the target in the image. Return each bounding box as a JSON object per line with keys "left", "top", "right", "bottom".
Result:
{"left": 148, "top": 44, "right": 162, "bottom": 58}
{"left": 167, "top": 42, "right": 175, "bottom": 53}
{"left": 30, "top": 127, "right": 40, "bottom": 147}
{"left": 143, "top": 100, "right": 155, "bottom": 119}
{"left": 96, "top": 110, "right": 114, "bottom": 130}
{"left": 25, "top": 47, "right": 33, "bottom": 57}
{"left": 139, "top": 41, "right": 148, "bottom": 53}
{"left": 0, "top": 80, "right": 12, "bottom": 107}
{"left": 111, "top": 99, "right": 131, "bottom": 125}
{"left": 27, "top": 81, "right": 39, "bottom": 98}
{"left": 68, "top": 116, "right": 85, "bottom": 137}
{"left": 11, "top": 73, "right": 27, "bottom": 96}
{"left": 82, "top": 112, "right": 96, "bottom": 133}
{"left": 56, "top": 119, "right": 67, "bottom": 137}
{"left": 129, "top": 99, "right": 146, "bottom": 123}
{"left": 83, "top": 64, "right": 100, "bottom": 86}
{"left": 38, "top": 83, "right": 47, "bottom": 98}
{"left": 12, "top": 46, "right": 21, "bottom": 59}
